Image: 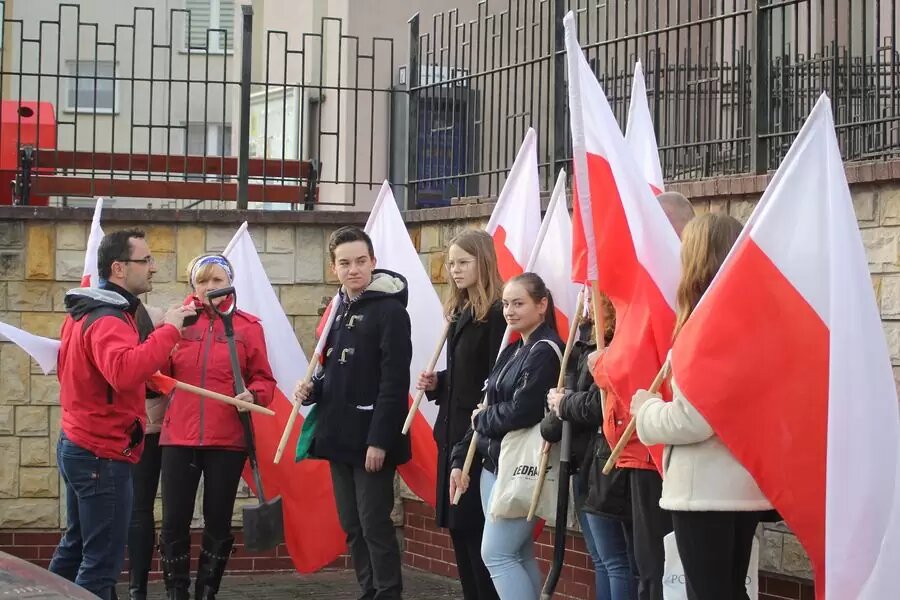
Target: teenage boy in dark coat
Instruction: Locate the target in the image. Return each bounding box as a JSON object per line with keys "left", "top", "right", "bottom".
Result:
{"left": 295, "top": 226, "right": 412, "bottom": 600}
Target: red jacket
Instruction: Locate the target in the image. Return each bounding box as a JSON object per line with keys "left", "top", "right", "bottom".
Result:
{"left": 160, "top": 298, "right": 276, "bottom": 450}
{"left": 593, "top": 355, "right": 657, "bottom": 471}
{"left": 58, "top": 288, "right": 181, "bottom": 463}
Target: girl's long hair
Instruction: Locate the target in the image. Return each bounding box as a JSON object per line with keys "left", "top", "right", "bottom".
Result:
{"left": 674, "top": 213, "right": 743, "bottom": 337}
{"left": 443, "top": 229, "right": 504, "bottom": 322}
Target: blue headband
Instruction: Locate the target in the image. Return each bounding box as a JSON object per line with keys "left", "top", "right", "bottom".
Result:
{"left": 190, "top": 255, "right": 234, "bottom": 287}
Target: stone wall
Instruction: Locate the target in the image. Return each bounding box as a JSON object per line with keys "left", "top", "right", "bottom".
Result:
{"left": 1, "top": 159, "right": 899, "bottom": 585}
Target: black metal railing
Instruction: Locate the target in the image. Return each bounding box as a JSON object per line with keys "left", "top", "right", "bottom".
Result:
{"left": 407, "top": 0, "right": 900, "bottom": 207}
{"left": 3, "top": 1, "right": 898, "bottom": 210}
{"left": 1, "top": 1, "right": 395, "bottom": 207}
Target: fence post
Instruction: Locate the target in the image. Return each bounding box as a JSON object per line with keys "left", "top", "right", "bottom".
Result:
{"left": 237, "top": 4, "right": 253, "bottom": 210}
{"left": 406, "top": 13, "right": 420, "bottom": 209}
{"left": 749, "top": 0, "right": 770, "bottom": 174}
{"left": 552, "top": 0, "right": 567, "bottom": 177}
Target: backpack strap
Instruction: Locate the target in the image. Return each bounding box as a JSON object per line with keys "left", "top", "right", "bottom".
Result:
{"left": 80, "top": 306, "right": 131, "bottom": 404}
{"left": 531, "top": 338, "right": 563, "bottom": 363}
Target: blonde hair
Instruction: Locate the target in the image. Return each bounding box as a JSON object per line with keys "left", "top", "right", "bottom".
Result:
{"left": 186, "top": 253, "right": 234, "bottom": 287}
{"left": 443, "top": 229, "right": 504, "bottom": 322}
{"left": 674, "top": 214, "right": 743, "bottom": 337}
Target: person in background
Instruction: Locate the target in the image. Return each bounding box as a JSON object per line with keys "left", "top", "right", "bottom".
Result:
{"left": 542, "top": 298, "right": 636, "bottom": 600}
{"left": 126, "top": 302, "right": 167, "bottom": 600}
{"left": 417, "top": 229, "right": 505, "bottom": 600}
{"left": 50, "top": 229, "right": 194, "bottom": 600}
{"left": 591, "top": 191, "right": 695, "bottom": 600}
{"left": 449, "top": 272, "right": 564, "bottom": 600}
{"left": 632, "top": 214, "right": 772, "bottom": 600}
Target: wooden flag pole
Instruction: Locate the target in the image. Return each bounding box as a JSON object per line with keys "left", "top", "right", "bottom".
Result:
{"left": 402, "top": 321, "right": 451, "bottom": 435}
{"left": 273, "top": 294, "right": 341, "bottom": 464}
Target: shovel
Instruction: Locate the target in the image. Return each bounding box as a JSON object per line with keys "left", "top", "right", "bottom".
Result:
{"left": 207, "top": 286, "right": 285, "bottom": 552}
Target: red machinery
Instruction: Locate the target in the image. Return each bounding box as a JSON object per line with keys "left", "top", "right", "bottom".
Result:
{"left": 2, "top": 101, "right": 56, "bottom": 206}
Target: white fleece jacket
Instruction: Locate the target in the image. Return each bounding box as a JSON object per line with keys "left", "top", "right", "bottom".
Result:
{"left": 635, "top": 378, "right": 773, "bottom": 512}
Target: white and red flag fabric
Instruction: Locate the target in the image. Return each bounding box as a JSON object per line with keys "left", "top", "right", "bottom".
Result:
{"left": 671, "top": 93, "right": 900, "bottom": 598}
{"left": 0, "top": 197, "right": 108, "bottom": 371}
{"left": 624, "top": 61, "right": 665, "bottom": 195}
{"left": 564, "top": 12, "right": 681, "bottom": 468}
{"left": 529, "top": 169, "right": 582, "bottom": 339}
{"left": 223, "top": 224, "right": 345, "bottom": 572}
{"left": 485, "top": 128, "right": 542, "bottom": 282}
{"left": 81, "top": 197, "right": 104, "bottom": 287}
{"left": 364, "top": 181, "right": 445, "bottom": 506}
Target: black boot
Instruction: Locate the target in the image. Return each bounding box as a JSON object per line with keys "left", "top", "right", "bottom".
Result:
{"left": 127, "top": 527, "right": 155, "bottom": 600}
{"left": 160, "top": 537, "right": 192, "bottom": 600}
{"left": 194, "top": 532, "right": 234, "bottom": 600}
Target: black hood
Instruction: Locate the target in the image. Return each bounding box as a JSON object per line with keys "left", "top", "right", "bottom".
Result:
{"left": 64, "top": 288, "right": 129, "bottom": 321}
{"left": 345, "top": 268, "right": 409, "bottom": 308}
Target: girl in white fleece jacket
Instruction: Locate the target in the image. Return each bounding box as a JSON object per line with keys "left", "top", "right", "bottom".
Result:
{"left": 631, "top": 214, "right": 774, "bottom": 600}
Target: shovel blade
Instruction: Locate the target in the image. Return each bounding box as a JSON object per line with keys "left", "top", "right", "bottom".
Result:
{"left": 242, "top": 495, "right": 285, "bottom": 552}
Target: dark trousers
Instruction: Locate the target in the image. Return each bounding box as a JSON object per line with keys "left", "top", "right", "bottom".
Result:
{"left": 49, "top": 433, "right": 133, "bottom": 600}
{"left": 330, "top": 462, "right": 403, "bottom": 600}
{"left": 160, "top": 446, "right": 246, "bottom": 543}
{"left": 449, "top": 527, "right": 499, "bottom": 600}
{"left": 671, "top": 511, "right": 761, "bottom": 600}
{"left": 127, "top": 433, "right": 162, "bottom": 581}
{"left": 629, "top": 468, "right": 673, "bottom": 600}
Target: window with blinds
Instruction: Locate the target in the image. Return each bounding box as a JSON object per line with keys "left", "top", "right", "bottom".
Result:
{"left": 66, "top": 60, "right": 118, "bottom": 113}
{"left": 185, "top": 0, "right": 235, "bottom": 53}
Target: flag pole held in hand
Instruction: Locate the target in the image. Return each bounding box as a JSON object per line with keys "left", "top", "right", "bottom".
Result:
{"left": 403, "top": 321, "right": 451, "bottom": 435}
{"left": 527, "top": 289, "right": 584, "bottom": 522}
{"left": 273, "top": 293, "right": 341, "bottom": 464}
{"left": 602, "top": 359, "right": 671, "bottom": 475}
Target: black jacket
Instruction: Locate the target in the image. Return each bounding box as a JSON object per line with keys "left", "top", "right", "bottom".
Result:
{"left": 451, "top": 321, "right": 563, "bottom": 474}
{"left": 427, "top": 301, "right": 505, "bottom": 529}
{"left": 540, "top": 328, "right": 603, "bottom": 482}
{"left": 309, "top": 269, "right": 413, "bottom": 467}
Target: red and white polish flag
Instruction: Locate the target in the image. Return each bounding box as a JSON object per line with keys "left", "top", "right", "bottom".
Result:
{"left": 671, "top": 94, "right": 900, "bottom": 598}
{"left": 528, "top": 169, "right": 582, "bottom": 339}
{"left": 81, "top": 197, "right": 104, "bottom": 287}
{"left": 564, "top": 12, "right": 681, "bottom": 469}
{"left": 485, "top": 127, "right": 543, "bottom": 281}
{"left": 624, "top": 61, "right": 665, "bottom": 195}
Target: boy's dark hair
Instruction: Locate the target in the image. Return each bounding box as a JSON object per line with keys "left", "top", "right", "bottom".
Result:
{"left": 328, "top": 226, "right": 375, "bottom": 263}
{"left": 98, "top": 229, "right": 146, "bottom": 280}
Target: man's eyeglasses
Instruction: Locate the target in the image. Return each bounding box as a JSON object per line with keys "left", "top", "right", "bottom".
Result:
{"left": 118, "top": 256, "right": 155, "bottom": 266}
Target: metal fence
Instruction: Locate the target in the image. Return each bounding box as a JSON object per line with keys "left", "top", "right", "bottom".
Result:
{"left": 2, "top": 1, "right": 395, "bottom": 208}
{"left": 3, "top": 1, "right": 899, "bottom": 209}
{"left": 407, "top": 0, "right": 900, "bottom": 207}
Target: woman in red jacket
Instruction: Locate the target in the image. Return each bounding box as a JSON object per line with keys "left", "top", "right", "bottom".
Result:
{"left": 158, "top": 254, "right": 276, "bottom": 600}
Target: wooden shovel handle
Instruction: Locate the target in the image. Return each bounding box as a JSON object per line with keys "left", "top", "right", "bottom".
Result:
{"left": 173, "top": 380, "right": 275, "bottom": 416}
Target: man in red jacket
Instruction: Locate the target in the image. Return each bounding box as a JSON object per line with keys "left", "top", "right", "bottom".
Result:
{"left": 49, "top": 229, "right": 196, "bottom": 600}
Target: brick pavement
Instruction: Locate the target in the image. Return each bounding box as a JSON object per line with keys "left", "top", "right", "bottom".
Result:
{"left": 121, "top": 568, "right": 463, "bottom": 599}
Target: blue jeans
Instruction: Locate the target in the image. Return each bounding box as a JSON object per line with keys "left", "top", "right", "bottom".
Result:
{"left": 575, "top": 478, "right": 636, "bottom": 600}
{"left": 479, "top": 468, "right": 542, "bottom": 600}
{"left": 49, "top": 432, "right": 134, "bottom": 600}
